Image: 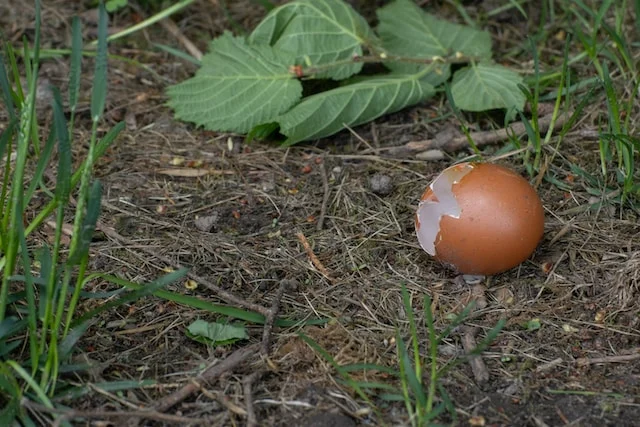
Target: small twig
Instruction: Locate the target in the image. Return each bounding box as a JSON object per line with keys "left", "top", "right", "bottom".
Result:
{"left": 535, "top": 357, "right": 564, "bottom": 373}
{"left": 460, "top": 326, "right": 490, "bottom": 385}
{"left": 576, "top": 350, "right": 640, "bottom": 366}
{"left": 316, "top": 160, "right": 330, "bottom": 231}
{"left": 296, "top": 231, "right": 334, "bottom": 282}
{"left": 158, "top": 17, "right": 203, "bottom": 61}
{"left": 388, "top": 111, "right": 574, "bottom": 157}
{"left": 128, "top": 1, "right": 203, "bottom": 61}
{"left": 261, "top": 280, "right": 287, "bottom": 355}
{"left": 21, "top": 399, "right": 203, "bottom": 427}
{"left": 243, "top": 372, "right": 262, "bottom": 427}
{"left": 154, "top": 343, "right": 260, "bottom": 412}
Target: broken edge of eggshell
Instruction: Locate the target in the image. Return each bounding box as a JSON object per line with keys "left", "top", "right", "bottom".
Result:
{"left": 415, "top": 163, "right": 475, "bottom": 256}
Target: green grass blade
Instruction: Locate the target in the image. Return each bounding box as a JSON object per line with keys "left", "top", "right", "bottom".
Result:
{"left": 58, "top": 320, "right": 91, "bottom": 361}
{"left": 55, "top": 379, "right": 156, "bottom": 400}
{"left": 397, "top": 331, "right": 427, "bottom": 410}
{"left": 0, "top": 120, "right": 16, "bottom": 238}
{"left": 601, "top": 63, "right": 622, "bottom": 136}
{"left": 339, "top": 363, "right": 398, "bottom": 375}
{"left": 52, "top": 86, "right": 71, "bottom": 202}
{"left": 0, "top": 50, "right": 16, "bottom": 119}
{"left": 68, "top": 16, "right": 82, "bottom": 114}
{"left": 67, "top": 180, "right": 102, "bottom": 265}
{"left": 299, "top": 332, "right": 379, "bottom": 414}
{"left": 70, "top": 268, "right": 189, "bottom": 327}
{"left": 152, "top": 43, "right": 200, "bottom": 65}
{"left": 35, "top": 246, "right": 52, "bottom": 319}
{"left": 5, "top": 44, "right": 24, "bottom": 105}
{"left": 401, "top": 284, "right": 421, "bottom": 379}
{"left": 0, "top": 1, "right": 41, "bottom": 323}
{"left": 436, "top": 301, "right": 475, "bottom": 342}
{"left": 22, "top": 121, "right": 124, "bottom": 242}
{"left": 90, "top": 0, "right": 196, "bottom": 46}
{"left": 86, "top": 272, "right": 321, "bottom": 327}
{"left": 90, "top": 2, "right": 108, "bottom": 121}
{"left": 23, "top": 127, "right": 55, "bottom": 204}
{"left": 338, "top": 380, "right": 397, "bottom": 391}
{"left": 7, "top": 360, "right": 53, "bottom": 409}
{"left": 17, "top": 218, "right": 38, "bottom": 374}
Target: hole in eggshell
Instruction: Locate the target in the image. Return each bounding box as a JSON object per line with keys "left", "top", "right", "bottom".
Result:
{"left": 415, "top": 163, "right": 474, "bottom": 256}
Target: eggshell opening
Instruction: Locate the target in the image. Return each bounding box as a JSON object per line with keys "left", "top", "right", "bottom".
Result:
{"left": 415, "top": 163, "right": 474, "bottom": 255}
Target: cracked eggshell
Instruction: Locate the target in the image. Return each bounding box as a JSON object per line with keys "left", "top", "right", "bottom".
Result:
{"left": 415, "top": 162, "right": 544, "bottom": 276}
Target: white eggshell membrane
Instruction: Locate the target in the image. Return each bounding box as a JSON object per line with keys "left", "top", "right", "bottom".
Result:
{"left": 415, "top": 163, "right": 474, "bottom": 256}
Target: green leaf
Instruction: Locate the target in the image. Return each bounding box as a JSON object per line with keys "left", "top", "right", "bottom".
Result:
{"left": 451, "top": 62, "right": 525, "bottom": 118}
{"left": 279, "top": 73, "right": 434, "bottom": 145}
{"left": 249, "top": 0, "right": 375, "bottom": 80}
{"left": 167, "top": 32, "right": 302, "bottom": 133}
{"left": 246, "top": 122, "right": 279, "bottom": 143}
{"left": 377, "top": 0, "right": 492, "bottom": 83}
{"left": 105, "top": 0, "right": 128, "bottom": 13}
{"left": 186, "top": 320, "right": 248, "bottom": 346}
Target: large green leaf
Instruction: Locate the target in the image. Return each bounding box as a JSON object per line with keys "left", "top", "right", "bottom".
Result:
{"left": 377, "top": 0, "right": 492, "bottom": 85}
{"left": 249, "top": 0, "right": 375, "bottom": 80}
{"left": 279, "top": 73, "right": 434, "bottom": 145}
{"left": 451, "top": 62, "right": 525, "bottom": 117}
{"left": 167, "top": 32, "right": 302, "bottom": 133}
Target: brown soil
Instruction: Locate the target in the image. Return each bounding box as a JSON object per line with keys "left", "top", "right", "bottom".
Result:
{"left": 2, "top": 1, "right": 639, "bottom": 426}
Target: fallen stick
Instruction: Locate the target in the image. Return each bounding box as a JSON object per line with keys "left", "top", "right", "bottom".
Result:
{"left": 261, "top": 280, "right": 288, "bottom": 355}
{"left": 243, "top": 372, "right": 262, "bottom": 427}
{"left": 154, "top": 343, "right": 260, "bottom": 412}
{"left": 388, "top": 111, "right": 574, "bottom": 157}
{"left": 20, "top": 399, "right": 203, "bottom": 427}
{"left": 576, "top": 349, "right": 640, "bottom": 366}
{"left": 316, "top": 160, "right": 330, "bottom": 231}
{"left": 296, "top": 231, "right": 335, "bottom": 282}
{"left": 460, "top": 326, "right": 490, "bottom": 385}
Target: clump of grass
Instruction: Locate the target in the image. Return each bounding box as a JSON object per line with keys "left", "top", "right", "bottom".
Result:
{"left": 0, "top": 2, "right": 190, "bottom": 425}
{"left": 302, "top": 285, "right": 504, "bottom": 426}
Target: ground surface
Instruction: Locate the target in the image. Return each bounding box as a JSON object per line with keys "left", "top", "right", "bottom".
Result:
{"left": 2, "top": 0, "right": 640, "bottom": 426}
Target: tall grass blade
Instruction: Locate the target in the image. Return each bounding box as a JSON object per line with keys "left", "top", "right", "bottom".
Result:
{"left": 0, "top": 0, "right": 41, "bottom": 322}
{"left": 17, "top": 219, "right": 38, "bottom": 374}
{"left": 68, "top": 17, "right": 82, "bottom": 115}
{"left": 91, "top": 2, "right": 108, "bottom": 121}
{"left": 23, "top": 128, "right": 55, "bottom": 204}
{"left": 7, "top": 360, "right": 53, "bottom": 409}
{"left": 52, "top": 87, "right": 71, "bottom": 202}
{"left": 67, "top": 180, "right": 102, "bottom": 266}
{"left": 400, "top": 285, "right": 421, "bottom": 379}
{"left": 71, "top": 268, "right": 189, "bottom": 327}
{"left": 0, "top": 50, "right": 15, "bottom": 119}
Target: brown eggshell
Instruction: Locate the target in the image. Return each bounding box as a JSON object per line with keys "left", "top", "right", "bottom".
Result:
{"left": 417, "top": 162, "right": 544, "bottom": 275}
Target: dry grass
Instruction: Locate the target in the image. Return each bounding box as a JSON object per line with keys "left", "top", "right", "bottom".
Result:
{"left": 2, "top": 0, "right": 640, "bottom": 425}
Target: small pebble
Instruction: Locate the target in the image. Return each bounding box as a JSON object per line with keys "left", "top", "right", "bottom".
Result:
{"left": 369, "top": 173, "right": 393, "bottom": 195}
{"left": 194, "top": 212, "right": 219, "bottom": 232}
